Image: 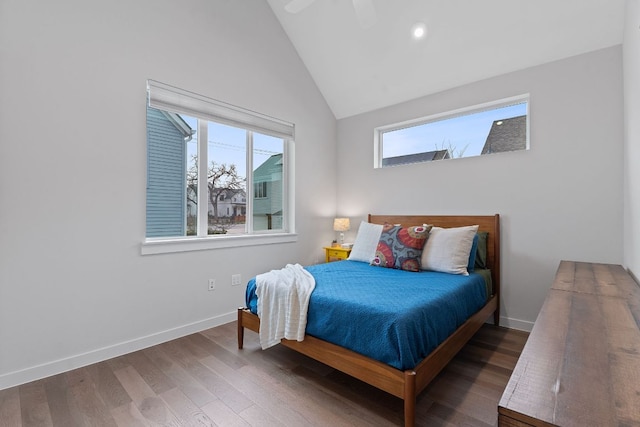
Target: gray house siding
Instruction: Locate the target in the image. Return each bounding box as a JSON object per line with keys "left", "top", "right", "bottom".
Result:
{"left": 481, "top": 115, "right": 527, "bottom": 154}
{"left": 146, "top": 106, "right": 187, "bottom": 237}
{"left": 382, "top": 149, "right": 450, "bottom": 166}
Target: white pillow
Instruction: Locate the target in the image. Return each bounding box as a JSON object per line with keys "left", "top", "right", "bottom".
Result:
{"left": 348, "top": 221, "right": 383, "bottom": 263}
{"left": 421, "top": 225, "right": 479, "bottom": 275}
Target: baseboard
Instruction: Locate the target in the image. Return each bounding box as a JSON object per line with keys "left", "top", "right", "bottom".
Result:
{"left": 499, "top": 315, "right": 534, "bottom": 332}
{"left": 0, "top": 311, "right": 237, "bottom": 391}
{"left": 485, "top": 315, "right": 534, "bottom": 332}
{"left": 1, "top": 311, "right": 536, "bottom": 390}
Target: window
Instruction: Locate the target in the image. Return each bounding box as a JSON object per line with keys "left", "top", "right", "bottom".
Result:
{"left": 254, "top": 182, "right": 267, "bottom": 198}
{"left": 375, "top": 95, "right": 529, "bottom": 168}
{"left": 145, "top": 80, "right": 294, "bottom": 249}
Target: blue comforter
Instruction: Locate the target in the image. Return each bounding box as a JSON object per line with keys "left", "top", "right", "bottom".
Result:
{"left": 246, "top": 260, "right": 487, "bottom": 370}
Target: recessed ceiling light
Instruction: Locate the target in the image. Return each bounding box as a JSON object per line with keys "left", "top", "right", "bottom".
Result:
{"left": 496, "top": 121, "right": 503, "bottom": 125}
{"left": 411, "top": 22, "right": 427, "bottom": 40}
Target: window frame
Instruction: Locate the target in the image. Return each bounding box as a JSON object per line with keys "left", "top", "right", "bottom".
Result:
{"left": 142, "top": 80, "right": 296, "bottom": 255}
{"left": 373, "top": 94, "right": 530, "bottom": 168}
{"left": 254, "top": 181, "right": 267, "bottom": 199}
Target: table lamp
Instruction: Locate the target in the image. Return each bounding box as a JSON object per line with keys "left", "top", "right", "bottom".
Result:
{"left": 333, "top": 218, "right": 350, "bottom": 245}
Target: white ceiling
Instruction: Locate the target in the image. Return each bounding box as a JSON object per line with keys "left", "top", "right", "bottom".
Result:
{"left": 267, "top": 0, "right": 627, "bottom": 119}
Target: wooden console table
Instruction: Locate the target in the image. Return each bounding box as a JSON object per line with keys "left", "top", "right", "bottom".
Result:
{"left": 498, "top": 261, "right": 640, "bottom": 426}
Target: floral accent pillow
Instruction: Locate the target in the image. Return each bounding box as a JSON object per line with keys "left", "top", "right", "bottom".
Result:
{"left": 371, "top": 224, "right": 432, "bottom": 272}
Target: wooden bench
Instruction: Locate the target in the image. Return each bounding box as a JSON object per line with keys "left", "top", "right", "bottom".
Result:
{"left": 498, "top": 260, "right": 640, "bottom": 426}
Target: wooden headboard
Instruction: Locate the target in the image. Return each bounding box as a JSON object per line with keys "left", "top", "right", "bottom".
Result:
{"left": 368, "top": 214, "right": 501, "bottom": 303}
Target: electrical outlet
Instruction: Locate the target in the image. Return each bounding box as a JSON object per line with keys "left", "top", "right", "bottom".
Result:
{"left": 208, "top": 279, "right": 216, "bottom": 291}
{"left": 231, "top": 274, "right": 241, "bottom": 286}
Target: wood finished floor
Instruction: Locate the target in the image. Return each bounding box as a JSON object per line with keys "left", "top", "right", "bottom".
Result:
{"left": 0, "top": 322, "right": 528, "bottom": 427}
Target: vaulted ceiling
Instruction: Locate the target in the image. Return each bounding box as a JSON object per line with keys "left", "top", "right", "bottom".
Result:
{"left": 267, "top": 0, "right": 627, "bottom": 119}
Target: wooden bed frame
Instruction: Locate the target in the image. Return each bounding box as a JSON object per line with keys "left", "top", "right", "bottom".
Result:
{"left": 237, "top": 214, "right": 500, "bottom": 427}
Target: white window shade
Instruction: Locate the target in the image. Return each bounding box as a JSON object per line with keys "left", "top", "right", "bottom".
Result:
{"left": 147, "top": 80, "right": 295, "bottom": 140}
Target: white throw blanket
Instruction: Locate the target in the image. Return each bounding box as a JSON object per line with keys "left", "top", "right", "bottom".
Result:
{"left": 255, "top": 263, "right": 316, "bottom": 349}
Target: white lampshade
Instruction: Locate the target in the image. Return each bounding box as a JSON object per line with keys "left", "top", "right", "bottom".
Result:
{"left": 333, "top": 218, "right": 350, "bottom": 232}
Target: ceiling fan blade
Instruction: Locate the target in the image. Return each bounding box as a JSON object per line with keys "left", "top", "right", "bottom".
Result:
{"left": 285, "top": 0, "right": 316, "bottom": 14}
{"left": 352, "top": 0, "right": 377, "bottom": 28}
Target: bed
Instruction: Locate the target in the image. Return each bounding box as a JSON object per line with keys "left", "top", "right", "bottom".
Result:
{"left": 237, "top": 214, "right": 500, "bottom": 427}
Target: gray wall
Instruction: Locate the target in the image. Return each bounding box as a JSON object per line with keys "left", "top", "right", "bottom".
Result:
{"left": 624, "top": 0, "right": 640, "bottom": 281}
{"left": 0, "top": 0, "right": 337, "bottom": 388}
{"left": 337, "top": 46, "right": 624, "bottom": 330}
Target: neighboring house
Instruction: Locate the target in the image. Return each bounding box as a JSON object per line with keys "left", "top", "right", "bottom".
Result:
{"left": 211, "top": 188, "right": 247, "bottom": 220}
{"left": 481, "top": 115, "right": 527, "bottom": 154}
{"left": 253, "top": 153, "right": 284, "bottom": 230}
{"left": 187, "top": 187, "right": 247, "bottom": 219}
{"left": 382, "top": 149, "right": 450, "bottom": 166}
{"left": 146, "top": 107, "right": 194, "bottom": 238}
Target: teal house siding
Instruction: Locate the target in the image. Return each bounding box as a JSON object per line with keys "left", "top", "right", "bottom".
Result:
{"left": 146, "top": 106, "right": 189, "bottom": 237}
{"left": 253, "top": 154, "right": 283, "bottom": 230}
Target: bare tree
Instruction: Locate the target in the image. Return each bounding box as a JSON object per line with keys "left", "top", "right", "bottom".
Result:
{"left": 187, "top": 155, "right": 245, "bottom": 226}
{"left": 435, "top": 139, "right": 469, "bottom": 159}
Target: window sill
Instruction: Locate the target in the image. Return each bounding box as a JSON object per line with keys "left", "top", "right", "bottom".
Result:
{"left": 141, "top": 232, "right": 298, "bottom": 255}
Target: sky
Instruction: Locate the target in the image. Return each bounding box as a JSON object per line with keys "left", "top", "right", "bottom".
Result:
{"left": 382, "top": 102, "right": 527, "bottom": 159}
{"left": 182, "top": 116, "right": 282, "bottom": 188}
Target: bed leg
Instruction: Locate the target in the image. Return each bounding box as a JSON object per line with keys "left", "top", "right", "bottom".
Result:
{"left": 237, "top": 307, "right": 245, "bottom": 349}
{"left": 404, "top": 370, "right": 416, "bottom": 427}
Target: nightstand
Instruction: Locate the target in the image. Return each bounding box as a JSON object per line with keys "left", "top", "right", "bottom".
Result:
{"left": 324, "top": 246, "right": 352, "bottom": 262}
